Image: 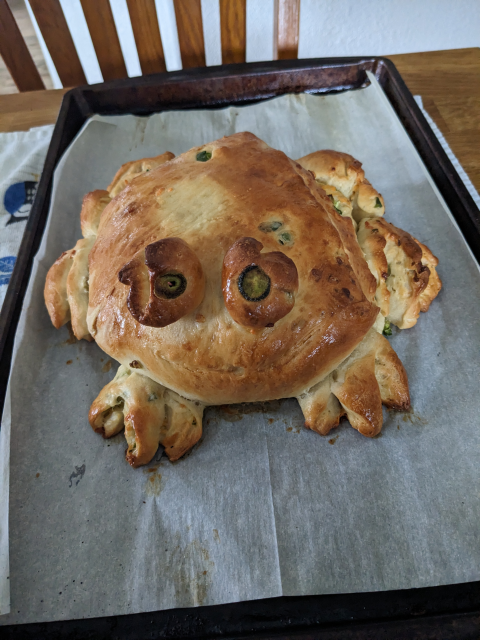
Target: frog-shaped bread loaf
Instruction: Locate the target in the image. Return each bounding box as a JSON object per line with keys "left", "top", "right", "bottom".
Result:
{"left": 45, "top": 133, "right": 441, "bottom": 467}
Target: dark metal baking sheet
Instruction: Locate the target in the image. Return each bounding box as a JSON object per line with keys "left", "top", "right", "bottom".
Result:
{"left": 1, "top": 58, "right": 479, "bottom": 639}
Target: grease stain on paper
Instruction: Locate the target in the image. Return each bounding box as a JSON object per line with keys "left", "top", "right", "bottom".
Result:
{"left": 401, "top": 410, "right": 428, "bottom": 426}
{"left": 286, "top": 425, "right": 301, "bottom": 434}
{"left": 102, "top": 359, "right": 113, "bottom": 373}
{"left": 166, "top": 535, "right": 215, "bottom": 606}
{"left": 62, "top": 323, "right": 77, "bottom": 346}
{"left": 143, "top": 467, "right": 166, "bottom": 497}
{"left": 219, "top": 400, "right": 284, "bottom": 424}
{"left": 220, "top": 406, "right": 243, "bottom": 422}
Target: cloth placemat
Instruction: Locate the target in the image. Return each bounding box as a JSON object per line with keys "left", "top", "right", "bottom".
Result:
{"left": 0, "top": 125, "right": 54, "bottom": 310}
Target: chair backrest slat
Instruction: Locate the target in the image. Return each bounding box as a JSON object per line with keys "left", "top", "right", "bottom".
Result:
{"left": 2, "top": 0, "right": 303, "bottom": 92}
{"left": 275, "top": 0, "right": 300, "bottom": 60}
{"left": 0, "top": 0, "right": 45, "bottom": 91}
{"left": 80, "top": 0, "right": 128, "bottom": 82}
{"left": 28, "top": 0, "right": 87, "bottom": 87}
{"left": 220, "top": 0, "right": 246, "bottom": 65}
{"left": 173, "top": 0, "right": 206, "bottom": 69}
{"left": 126, "top": 0, "right": 166, "bottom": 75}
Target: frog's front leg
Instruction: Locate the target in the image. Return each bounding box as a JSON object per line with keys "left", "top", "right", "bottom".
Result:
{"left": 89, "top": 365, "right": 205, "bottom": 467}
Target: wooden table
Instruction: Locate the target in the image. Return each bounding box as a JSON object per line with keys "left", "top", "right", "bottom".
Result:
{"left": 0, "top": 47, "right": 478, "bottom": 192}
{"left": 389, "top": 48, "right": 480, "bottom": 193}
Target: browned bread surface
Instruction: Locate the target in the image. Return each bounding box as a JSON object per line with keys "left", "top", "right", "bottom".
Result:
{"left": 67, "top": 236, "right": 95, "bottom": 341}
{"left": 80, "top": 190, "right": 111, "bottom": 237}
{"left": 89, "top": 364, "right": 204, "bottom": 467}
{"left": 297, "top": 149, "right": 365, "bottom": 198}
{"left": 43, "top": 134, "right": 445, "bottom": 467}
{"left": 298, "top": 329, "right": 410, "bottom": 438}
{"left": 119, "top": 237, "right": 206, "bottom": 328}
{"left": 87, "top": 132, "right": 379, "bottom": 405}
{"left": 415, "top": 237, "right": 442, "bottom": 313}
{"left": 357, "top": 218, "right": 442, "bottom": 329}
{"left": 107, "top": 151, "right": 175, "bottom": 197}
{"left": 44, "top": 248, "right": 75, "bottom": 329}
{"left": 222, "top": 236, "right": 299, "bottom": 328}
{"left": 297, "top": 150, "right": 385, "bottom": 221}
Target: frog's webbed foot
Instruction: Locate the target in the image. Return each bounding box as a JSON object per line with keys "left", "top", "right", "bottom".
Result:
{"left": 297, "top": 329, "right": 410, "bottom": 438}
{"left": 89, "top": 365, "right": 204, "bottom": 467}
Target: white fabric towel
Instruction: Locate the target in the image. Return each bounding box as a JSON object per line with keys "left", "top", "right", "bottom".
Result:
{"left": 0, "top": 125, "right": 54, "bottom": 310}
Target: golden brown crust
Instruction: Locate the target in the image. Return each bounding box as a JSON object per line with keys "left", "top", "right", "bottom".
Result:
{"left": 325, "top": 201, "right": 377, "bottom": 304}
{"left": 297, "top": 374, "right": 343, "bottom": 436}
{"left": 88, "top": 132, "right": 379, "bottom": 405}
{"left": 313, "top": 183, "right": 356, "bottom": 228}
{"left": 119, "top": 237, "right": 205, "bottom": 328}
{"left": 44, "top": 135, "right": 441, "bottom": 468}
{"left": 297, "top": 150, "right": 365, "bottom": 198}
{"left": 46, "top": 191, "right": 109, "bottom": 334}
{"left": 414, "top": 238, "right": 442, "bottom": 313}
{"left": 333, "top": 351, "right": 383, "bottom": 437}
{"left": 352, "top": 179, "right": 385, "bottom": 221}
{"left": 297, "top": 150, "right": 385, "bottom": 222}
{"left": 222, "top": 237, "right": 299, "bottom": 328}
{"left": 356, "top": 219, "right": 390, "bottom": 317}
{"left": 107, "top": 151, "right": 175, "bottom": 197}
{"left": 44, "top": 249, "right": 76, "bottom": 329}
{"left": 298, "top": 329, "right": 410, "bottom": 438}
{"left": 89, "top": 365, "right": 204, "bottom": 467}
{"left": 80, "top": 190, "right": 111, "bottom": 238}
{"left": 160, "top": 389, "right": 203, "bottom": 462}
{"left": 357, "top": 218, "right": 441, "bottom": 329}
{"left": 67, "top": 236, "right": 95, "bottom": 341}
{"left": 374, "top": 335, "right": 410, "bottom": 410}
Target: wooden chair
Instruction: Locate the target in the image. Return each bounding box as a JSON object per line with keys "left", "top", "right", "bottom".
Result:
{"left": 0, "top": 0, "right": 300, "bottom": 92}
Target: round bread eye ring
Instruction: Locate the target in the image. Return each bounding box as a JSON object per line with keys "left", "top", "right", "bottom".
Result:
{"left": 238, "top": 265, "right": 271, "bottom": 302}
{"left": 154, "top": 272, "right": 187, "bottom": 300}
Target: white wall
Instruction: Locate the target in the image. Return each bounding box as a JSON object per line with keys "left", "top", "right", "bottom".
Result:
{"left": 27, "top": 0, "right": 480, "bottom": 88}
{"left": 298, "top": 0, "right": 480, "bottom": 59}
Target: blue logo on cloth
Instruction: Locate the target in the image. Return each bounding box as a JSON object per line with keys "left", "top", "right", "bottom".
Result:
{"left": 4, "top": 181, "right": 38, "bottom": 225}
{"left": 0, "top": 256, "right": 16, "bottom": 286}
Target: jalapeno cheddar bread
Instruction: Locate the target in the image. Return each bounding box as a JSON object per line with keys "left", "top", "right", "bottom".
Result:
{"left": 45, "top": 133, "right": 441, "bottom": 467}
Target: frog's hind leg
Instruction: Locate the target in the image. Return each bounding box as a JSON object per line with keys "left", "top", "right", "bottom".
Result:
{"left": 44, "top": 190, "right": 111, "bottom": 340}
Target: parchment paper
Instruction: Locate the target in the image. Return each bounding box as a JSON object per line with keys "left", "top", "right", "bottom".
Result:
{"left": 1, "top": 75, "right": 480, "bottom": 623}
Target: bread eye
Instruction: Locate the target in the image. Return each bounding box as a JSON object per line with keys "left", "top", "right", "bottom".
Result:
{"left": 222, "top": 237, "right": 298, "bottom": 328}
{"left": 238, "top": 265, "right": 271, "bottom": 301}
{"left": 119, "top": 238, "right": 205, "bottom": 328}
{"left": 154, "top": 273, "right": 187, "bottom": 299}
